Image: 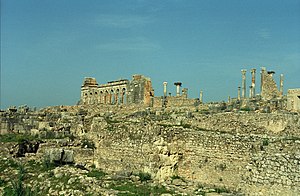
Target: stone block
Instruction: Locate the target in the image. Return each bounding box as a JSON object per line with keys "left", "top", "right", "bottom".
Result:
{"left": 45, "top": 148, "right": 74, "bottom": 164}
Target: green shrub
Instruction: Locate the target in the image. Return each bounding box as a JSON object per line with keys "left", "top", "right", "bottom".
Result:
{"left": 215, "top": 186, "right": 230, "bottom": 193}
{"left": 0, "top": 178, "right": 6, "bottom": 187}
{"left": 262, "top": 138, "right": 269, "bottom": 146}
{"left": 6, "top": 164, "right": 37, "bottom": 196}
{"left": 137, "top": 172, "right": 151, "bottom": 182}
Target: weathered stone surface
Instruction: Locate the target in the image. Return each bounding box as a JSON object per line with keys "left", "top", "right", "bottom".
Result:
{"left": 287, "top": 89, "right": 300, "bottom": 112}
{"left": 45, "top": 148, "right": 74, "bottom": 164}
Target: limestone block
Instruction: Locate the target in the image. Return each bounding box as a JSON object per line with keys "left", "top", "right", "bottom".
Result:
{"left": 30, "top": 128, "right": 40, "bottom": 136}
{"left": 45, "top": 148, "right": 74, "bottom": 163}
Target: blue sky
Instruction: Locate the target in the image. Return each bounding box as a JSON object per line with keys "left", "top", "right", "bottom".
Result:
{"left": 1, "top": 0, "right": 300, "bottom": 109}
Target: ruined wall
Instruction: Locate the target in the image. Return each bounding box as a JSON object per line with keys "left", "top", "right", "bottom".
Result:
{"left": 191, "top": 112, "right": 300, "bottom": 134}
{"left": 153, "top": 96, "right": 198, "bottom": 108}
{"left": 127, "top": 75, "right": 154, "bottom": 106}
{"left": 287, "top": 89, "right": 300, "bottom": 112}
{"left": 261, "top": 70, "right": 281, "bottom": 100}
{"left": 83, "top": 111, "right": 300, "bottom": 195}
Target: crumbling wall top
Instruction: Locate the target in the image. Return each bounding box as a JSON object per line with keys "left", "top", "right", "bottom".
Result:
{"left": 82, "top": 77, "right": 98, "bottom": 88}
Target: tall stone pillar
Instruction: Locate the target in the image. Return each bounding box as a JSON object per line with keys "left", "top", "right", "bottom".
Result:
{"left": 121, "top": 92, "right": 124, "bottom": 104}
{"left": 241, "top": 69, "right": 247, "bottom": 99}
{"left": 163, "top": 82, "right": 168, "bottom": 97}
{"left": 199, "top": 90, "right": 203, "bottom": 103}
{"left": 109, "top": 93, "right": 112, "bottom": 104}
{"left": 251, "top": 68, "right": 256, "bottom": 97}
{"left": 280, "top": 74, "right": 284, "bottom": 96}
{"left": 174, "top": 82, "right": 182, "bottom": 96}
{"left": 260, "top": 67, "right": 266, "bottom": 94}
{"left": 115, "top": 93, "right": 118, "bottom": 104}
{"left": 238, "top": 87, "right": 241, "bottom": 101}
{"left": 249, "top": 86, "right": 253, "bottom": 98}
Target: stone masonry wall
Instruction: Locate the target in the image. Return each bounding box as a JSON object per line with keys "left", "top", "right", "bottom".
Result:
{"left": 153, "top": 96, "right": 197, "bottom": 108}
{"left": 85, "top": 111, "right": 300, "bottom": 195}
{"left": 261, "top": 71, "right": 281, "bottom": 100}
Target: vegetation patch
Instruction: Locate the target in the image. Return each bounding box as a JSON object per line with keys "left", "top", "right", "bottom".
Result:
{"left": 0, "top": 158, "right": 19, "bottom": 173}
{"left": 137, "top": 172, "right": 151, "bottom": 182}
{"left": 0, "top": 133, "right": 37, "bottom": 143}
{"left": 214, "top": 186, "right": 231, "bottom": 193}
{"left": 3, "top": 163, "right": 38, "bottom": 196}
{"left": 110, "top": 181, "right": 174, "bottom": 196}
{"left": 86, "top": 169, "right": 106, "bottom": 180}
{"left": 262, "top": 138, "right": 269, "bottom": 146}
{"left": 182, "top": 123, "right": 191, "bottom": 128}
{"left": 170, "top": 175, "right": 185, "bottom": 182}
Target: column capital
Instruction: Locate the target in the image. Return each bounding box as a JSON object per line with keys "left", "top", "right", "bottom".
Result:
{"left": 174, "top": 82, "right": 182, "bottom": 86}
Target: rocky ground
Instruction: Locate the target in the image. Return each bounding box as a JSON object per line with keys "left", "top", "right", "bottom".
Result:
{"left": 1, "top": 105, "right": 299, "bottom": 195}
{"left": 0, "top": 136, "right": 240, "bottom": 196}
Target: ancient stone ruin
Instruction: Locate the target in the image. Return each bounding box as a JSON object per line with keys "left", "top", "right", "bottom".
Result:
{"left": 80, "top": 74, "right": 154, "bottom": 106}
{"left": 0, "top": 67, "right": 299, "bottom": 195}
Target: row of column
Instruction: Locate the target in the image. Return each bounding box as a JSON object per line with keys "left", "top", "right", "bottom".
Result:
{"left": 163, "top": 82, "right": 182, "bottom": 97}
{"left": 162, "top": 81, "right": 203, "bottom": 103}
{"left": 84, "top": 89, "right": 127, "bottom": 105}
{"left": 238, "top": 68, "right": 284, "bottom": 100}
{"left": 99, "top": 91, "right": 127, "bottom": 105}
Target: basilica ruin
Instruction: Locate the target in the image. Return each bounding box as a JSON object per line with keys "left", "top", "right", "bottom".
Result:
{"left": 80, "top": 74, "right": 154, "bottom": 106}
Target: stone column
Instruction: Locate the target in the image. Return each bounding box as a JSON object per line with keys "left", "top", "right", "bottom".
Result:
{"left": 199, "top": 90, "right": 203, "bottom": 103}
{"left": 280, "top": 74, "right": 284, "bottom": 96}
{"left": 251, "top": 68, "right": 256, "bottom": 97}
{"left": 163, "top": 82, "right": 168, "bottom": 97}
{"left": 109, "top": 91, "right": 112, "bottom": 104}
{"left": 249, "top": 86, "right": 253, "bottom": 98}
{"left": 241, "top": 69, "right": 247, "bottom": 99}
{"left": 121, "top": 91, "right": 125, "bottom": 104}
{"left": 260, "top": 67, "right": 266, "bottom": 94}
{"left": 115, "top": 92, "right": 118, "bottom": 105}
{"left": 238, "top": 87, "right": 241, "bottom": 100}
{"left": 174, "top": 82, "right": 182, "bottom": 96}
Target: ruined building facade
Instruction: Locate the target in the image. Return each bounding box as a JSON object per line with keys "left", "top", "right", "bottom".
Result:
{"left": 260, "top": 67, "right": 282, "bottom": 100}
{"left": 287, "top": 89, "right": 300, "bottom": 112}
{"left": 80, "top": 74, "right": 154, "bottom": 106}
